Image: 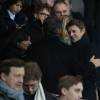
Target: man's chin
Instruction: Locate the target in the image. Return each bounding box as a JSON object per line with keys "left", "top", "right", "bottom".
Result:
{"left": 16, "top": 87, "right": 23, "bottom": 91}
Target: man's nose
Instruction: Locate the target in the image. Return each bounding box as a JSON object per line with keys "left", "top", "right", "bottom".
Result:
{"left": 19, "top": 77, "right": 23, "bottom": 83}
{"left": 28, "top": 40, "right": 31, "bottom": 45}
{"left": 79, "top": 92, "right": 82, "bottom": 98}
{"left": 28, "top": 86, "right": 33, "bottom": 92}
{"left": 61, "top": 12, "right": 65, "bottom": 16}
{"left": 70, "top": 32, "right": 74, "bottom": 37}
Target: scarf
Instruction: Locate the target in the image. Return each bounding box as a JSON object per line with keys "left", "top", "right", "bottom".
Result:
{"left": 34, "top": 82, "right": 46, "bottom": 100}
{"left": 0, "top": 80, "right": 24, "bottom": 100}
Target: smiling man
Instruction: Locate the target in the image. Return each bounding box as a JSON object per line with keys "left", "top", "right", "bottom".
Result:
{"left": 0, "top": 58, "right": 25, "bottom": 100}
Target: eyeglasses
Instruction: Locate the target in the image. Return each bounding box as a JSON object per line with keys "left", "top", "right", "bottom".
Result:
{"left": 55, "top": 10, "right": 68, "bottom": 16}
{"left": 39, "top": 12, "right": 49, "bottom": 17}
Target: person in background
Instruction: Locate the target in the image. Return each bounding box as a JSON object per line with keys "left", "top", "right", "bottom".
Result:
{"left": 0, "top": 29, "right": 31, "bottom": 61}
{"left": 34, "top": 3, "right": 51, "bottom": 24}
{"left": 0, "top": 0, "right": 27, "bottom": 54}
{"left": 51, "top": 0, "right": 83, "bottom": 21}
{"left": 52, "top": 0, "right": 72, "bottom": 22}
{"left": 23, "top": 62, "right": 57, "bottom": 100}
{"left": 25, "top": 3, "right": 51, "bottom": 61}
{"left": 58, "top": 75, "right": 83, "bottom": 100}
{"left": 44, "top": 0, "right": 83, "bottom": 38}
{"left": 25, "top": 3, "right": 51, "bottom": 44}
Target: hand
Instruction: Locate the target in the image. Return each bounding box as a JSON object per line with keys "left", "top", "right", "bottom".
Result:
{"left": 90, "top": 55, "right": 100, "bottom": 68}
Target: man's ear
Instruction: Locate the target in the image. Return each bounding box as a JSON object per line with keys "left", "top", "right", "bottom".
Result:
{"left": 0, "top": 73, "right": 7, "bottom": 81}
{"left": 61, "top": 87, "right": 68, "bottom": 95}
{"left": 70, "top": 4, "right": 72, "bottom": 10}
{"left": 81, "top": 28, "right": 85, "bottom": 35}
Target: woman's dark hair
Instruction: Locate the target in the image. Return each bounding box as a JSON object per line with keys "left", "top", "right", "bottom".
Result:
{"left": 8, "top": 29, "right": 30, "bottom": 46}
{"left": 66, "top": 19, "right": 85, "bottom": 31}
{"left": 4, "top": 0, "right": 23, "bottom": 9}
{"left": 32, "top": 3, "right": 51, "bottom": 15}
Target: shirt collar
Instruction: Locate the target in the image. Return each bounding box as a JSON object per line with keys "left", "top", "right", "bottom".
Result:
{"left": 7, "top": 10, "right": 15, "bottom": 20}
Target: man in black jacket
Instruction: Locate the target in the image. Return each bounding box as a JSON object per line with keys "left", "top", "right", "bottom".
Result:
{"left": 23, "top": 62, "right": 57, "bottom": 100}
{"left": 67, "top": 19, "right": 100, "bottom": 100}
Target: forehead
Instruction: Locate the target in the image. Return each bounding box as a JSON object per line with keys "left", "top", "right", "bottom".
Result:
{"left": 68, "top": 25, "right": 81, "bottom": 30}
{"left": 25, "top": 80, "right": 39, "bottom": 84}
{"left": 69, "top": 82, "right": 83, "bottom": 91}
{"left": 10, "top": 66, "right": 24, "bottom": 74}
{"left": 40, "top": 8, "right": 50, "bottom": 13}
{"left": 54, "top": 3, "right": 69, "bottom": 11}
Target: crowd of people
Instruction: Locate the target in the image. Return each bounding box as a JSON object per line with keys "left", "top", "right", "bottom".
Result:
{"left": 0, "top": 0, "right": 100, "bottom": 100}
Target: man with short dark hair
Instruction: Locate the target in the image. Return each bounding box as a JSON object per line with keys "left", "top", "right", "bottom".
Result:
{"left": 67, "top": 19, "right": 100, "bottom": 100}
{"left": 0, "top": 58, "right": 25, "bottom": 100}
{"left": 58, "top": 75, "right": 83, "bottom": 100}
{"left": 23, "top": 62, "right": 57, "bottom": 100}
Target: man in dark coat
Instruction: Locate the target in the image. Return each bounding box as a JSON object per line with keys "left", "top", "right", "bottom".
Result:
{"left": 24, "top": 62, "right": 57, "bottom": 100}
{"left": 66, "top": 19, "right": 100, "bottom": 100}
{"left": 31, "top": 1, "right": 95, "bottom": 100}
{"left": 0, "top": 29, "right": 31, "bottom": 61}
{"left": 0, "top": 0, "right": 27, "bottom": 53}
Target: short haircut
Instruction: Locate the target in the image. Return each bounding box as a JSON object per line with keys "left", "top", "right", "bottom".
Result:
{"left": 24, "top": 62, "right": 42, "bottom": 82}
{"left": 5, "top": 0, "right": 23, "bottom": 9}
{"left": 53, "top": 0, "right": 71, "bottom": 9}
{"left": 52, "top": 0, "right": 71, "bottom": 16}
{"left": 66, "top": 19, "right": 85, "bottom": 31}
{"left": 54, "top": 0, "right": 71, "bottom": 5}
{"left": 58, "top": 75, "right": 82, "bottom": 92}
{"left": 0, "top": 58, "right": 25, "bottom": 75}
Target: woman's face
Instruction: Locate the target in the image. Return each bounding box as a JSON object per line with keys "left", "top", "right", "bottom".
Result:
{"left": 9, "top": 1, "right": 22, "bottom": 14}
{"left": 17, "top": 36, "right": 31, "bottom": 50}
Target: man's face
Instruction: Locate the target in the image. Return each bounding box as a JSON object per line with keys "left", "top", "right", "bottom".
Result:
{"left": 3, "top": 67, "right": 25, "bottom": 91}
{"left": 54, "top": 2, "right": 71, "bottom": 20}
{"left": 65, "top": 82, "right": 83, "bottom": 100}
{"left": 68, "top": 25, "right": 85, "bottom": 42}
{"left": 9, "top": 1, "right": 22, "bottom": 14}
{"left": 24, "top": 80, "right": 39, "bottom": 95}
